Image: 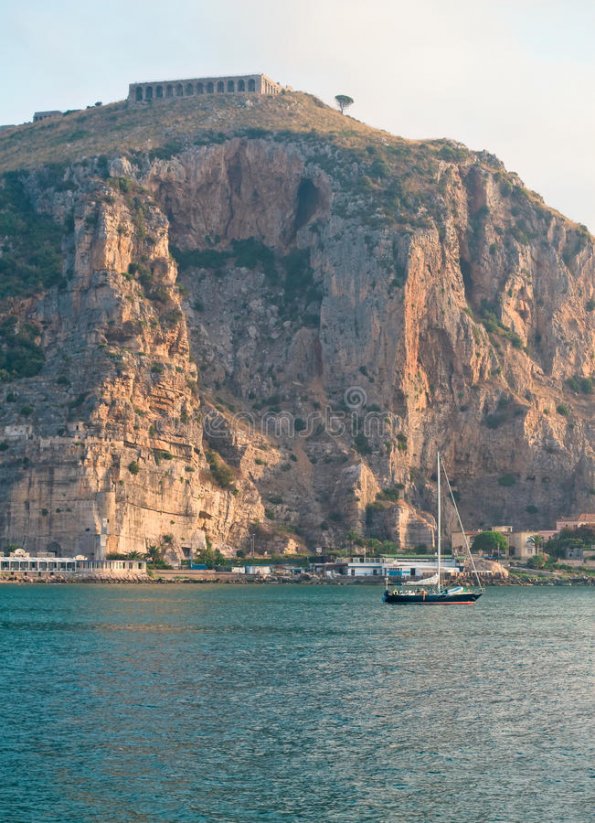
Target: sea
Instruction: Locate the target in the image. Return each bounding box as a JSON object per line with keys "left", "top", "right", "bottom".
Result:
{"left": 0, "top": 584, "right": 593, "bottom": 823}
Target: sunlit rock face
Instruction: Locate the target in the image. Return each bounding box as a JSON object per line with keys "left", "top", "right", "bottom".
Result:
{"left": 0, "top": 96, "right": 592, "bottom": 558}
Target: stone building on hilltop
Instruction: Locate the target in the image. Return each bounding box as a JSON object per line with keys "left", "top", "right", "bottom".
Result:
{"left": 129, "top": 73, "right": 283, "bottom": 103}
{"left": 33, "top": 110, "right": 62, "bottom": 122}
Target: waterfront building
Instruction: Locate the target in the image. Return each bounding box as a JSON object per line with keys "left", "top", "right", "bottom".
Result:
{"left": 245, "top": 565, "right": 272, "bottom": 576}
{"left": 344, "top": 556, "right": 462, "bottom": 579}
{"left": 0, "top": 554, "right": 146, "bottom": 577}
{"left": 1, "top": 556, "right": 77, "bottom": 574}
{"left": 77, "top": 559, "right": 147, "bottom": 576}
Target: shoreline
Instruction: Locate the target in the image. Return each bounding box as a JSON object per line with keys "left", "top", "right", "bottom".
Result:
{"left": 1, "top": 573, "right": 593, "bottom": 587}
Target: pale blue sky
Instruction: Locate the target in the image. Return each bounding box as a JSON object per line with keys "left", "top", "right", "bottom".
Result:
{"left": 1, "top": 0, "right": 594, "bottom": 230}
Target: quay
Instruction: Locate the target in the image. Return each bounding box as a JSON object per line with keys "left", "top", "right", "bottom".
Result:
{"left": 0, "top": 556, "right": 147, "bottom": 581}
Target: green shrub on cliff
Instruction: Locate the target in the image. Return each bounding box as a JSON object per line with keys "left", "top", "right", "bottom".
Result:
{"left": 354, "top": 432, "right": 371, "bottom": 454}
{"left": 0, "top": 172, "right": 65, "bottom": 299}
{"left": 396, "top": 433, "right": 408, "bottom": 452}
{"left": 171, "top": 247, "right": 229, "bottom": 272}
{"left": 377, "top": 484, "right": 404, "bottom": 502}
{"left": 205, "top": 449, "right": 236, "bottom": 491}
{"left": 0, "top": 318, "right": 44, "bottom": 381}
{"left": 231, "top": 238, "right": 277, "bottom": 281}
{"left": 172, "top": 238, "right": 279, "bottom": 283}
{"left": 282, "top": 249, "right": 314, "bottom": 301}
{"left": 566, "top": 374, "right": 592, "bottom": 395}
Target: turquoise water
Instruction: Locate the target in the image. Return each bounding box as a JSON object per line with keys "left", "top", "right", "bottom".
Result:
{"left": 0, "top": 585, "right": 593, "bottom": 823}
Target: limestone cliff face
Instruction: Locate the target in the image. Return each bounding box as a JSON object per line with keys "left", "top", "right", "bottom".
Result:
{"left": 0, "top": 161, "right": 267, "bottom": 559}
{"left": 0, "top": 98, "right": 593, "bottom": 557}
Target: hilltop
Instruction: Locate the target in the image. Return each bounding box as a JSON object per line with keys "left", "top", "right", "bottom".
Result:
{"left": 0, "top": 92, "right": 405, "bottom": 171}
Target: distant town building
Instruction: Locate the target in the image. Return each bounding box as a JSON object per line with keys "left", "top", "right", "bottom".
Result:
{"left": 452, "top": 515, "right": 595, "bottom": 561}
{"left": 451, "top": 526, "right": 512, "bottom": 553}
{"left": 33, "top": 110, "right": 62, "bottom": 122}
{"left": 508, "top": 532, "right": 539, "bottom": 560}
{"left": 556, "top": 513, "right": 595, "bottom": 531}
{"left": 129, "top": 73, "right": 283, "bottom": 104}
{"left": 453, "top": 527, "right": 558, "bottom": 559}
{"left": 451, "top": 530, "right": 478, "bottom": 552}
{"left": 535, "top": 531, "right": 557, "bottom": 541}
{"left": 563, "top": 546, "right": 585, "bottom": 561}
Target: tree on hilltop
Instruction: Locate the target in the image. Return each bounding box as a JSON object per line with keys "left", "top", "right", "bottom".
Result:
{"left": 335, "top": 95, "right": 354, "bottom": 114}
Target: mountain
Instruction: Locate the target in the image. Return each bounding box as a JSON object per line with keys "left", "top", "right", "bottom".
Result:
{"left": 0, "top": 91, "right": 592, "bottom": 560}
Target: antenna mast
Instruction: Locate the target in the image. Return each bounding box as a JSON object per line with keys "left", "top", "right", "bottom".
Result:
{"left": 437, "top": 452, "right": 441, "bottom": 590}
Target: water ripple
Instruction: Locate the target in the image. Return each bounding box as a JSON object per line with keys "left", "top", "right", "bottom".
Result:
{"left": 0, "top": 584, "right": 593, "bottom": 822}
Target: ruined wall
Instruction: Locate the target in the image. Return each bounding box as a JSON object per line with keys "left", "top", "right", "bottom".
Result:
{"left": 129, "top": 74, "right": 282, "bottom": 103}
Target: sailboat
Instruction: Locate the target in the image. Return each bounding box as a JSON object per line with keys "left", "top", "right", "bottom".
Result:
{"left": 383, "top": 453, "right": 483, "bottom": 605}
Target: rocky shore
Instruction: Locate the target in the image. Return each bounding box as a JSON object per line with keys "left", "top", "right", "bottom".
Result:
{"left": 1, "top": 571, "right": 593, "bottom": 586}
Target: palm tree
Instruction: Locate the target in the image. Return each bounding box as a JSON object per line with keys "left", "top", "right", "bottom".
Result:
{"left": 527, "top": 534, "right": 544, "bottom": 556}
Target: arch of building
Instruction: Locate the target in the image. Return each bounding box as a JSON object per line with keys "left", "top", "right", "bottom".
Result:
{"left": 129, "top": 74, "right": 282, "bottom": 103}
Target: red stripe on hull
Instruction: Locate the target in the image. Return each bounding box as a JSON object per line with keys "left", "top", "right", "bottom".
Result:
{"left": 420, "top": 600, "right": 477, "bottom": 605}
{"left": 384, "top": 595, "right": 482, "bottom": 604}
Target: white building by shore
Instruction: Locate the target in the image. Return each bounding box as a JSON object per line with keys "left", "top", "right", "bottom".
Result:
{"left": 345, "top": 556, "right": 462, "bottom": 580}
{"left": 0, "top": 554, "right": 146, "bottom": 577}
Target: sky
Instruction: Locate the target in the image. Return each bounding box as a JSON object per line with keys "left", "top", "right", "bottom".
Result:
{"left": 1, "top": 0, "right": 594, "bottom": 231}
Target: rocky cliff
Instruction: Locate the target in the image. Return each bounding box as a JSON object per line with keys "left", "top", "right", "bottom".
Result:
{"left": 0, "top": 92, "right": 592, "bottom": 559}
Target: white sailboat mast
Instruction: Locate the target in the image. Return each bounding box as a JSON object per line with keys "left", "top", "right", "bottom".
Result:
{"left": 437, "top": 452, "right": 441, "bottom": 590}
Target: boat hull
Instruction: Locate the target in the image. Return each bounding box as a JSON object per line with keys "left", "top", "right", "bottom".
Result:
{"left": 383, "top": 591, "right": 482, "bottom": 605}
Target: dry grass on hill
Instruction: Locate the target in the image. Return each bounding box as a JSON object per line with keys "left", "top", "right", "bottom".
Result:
{"left": 0, "top": 92, "right": 408, "bottom": 173}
